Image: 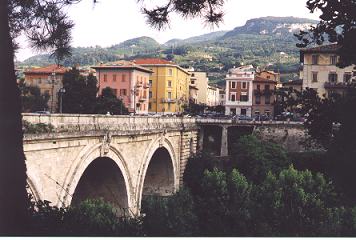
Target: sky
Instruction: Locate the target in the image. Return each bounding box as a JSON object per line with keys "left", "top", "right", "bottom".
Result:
{"left": 15, "top": 0, "right": 320, "bottom": 61}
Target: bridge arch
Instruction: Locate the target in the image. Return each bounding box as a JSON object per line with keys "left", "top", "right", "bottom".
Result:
{"left": 60, "top": 143, "right": 134, "bottom": 215}
{"left": 136, "top": 137, "right": 179, "bottom": 211}
{"left": 27, "top": 173, "right": 43, "bottom": 202}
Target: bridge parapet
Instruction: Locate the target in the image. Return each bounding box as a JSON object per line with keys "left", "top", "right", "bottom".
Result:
{"left": 23, "top": 113, "right": 197, "bottom": 133}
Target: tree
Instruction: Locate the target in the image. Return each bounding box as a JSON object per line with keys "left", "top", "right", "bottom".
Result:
{"left": 93, "top": 87, "right": 128, "bottom": 115}
{"left": 229, "top": 135, "right": 290, "bottom": 184}
{"left": 1, "top": 0, "right": 226, "bottom": 234}
{"left": 19, "top": 79, "right": 49, "bottom": 112}
{"left": 255, "top": 166, "right": 338, "bottom": 236}
{"left": 62, "top": 68, "right": 97, "bottom": 114}
{"left": 296, "top": 0, "right": 356, "bottom": 67}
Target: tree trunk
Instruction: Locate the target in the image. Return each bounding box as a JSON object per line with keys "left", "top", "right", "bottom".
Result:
{"left": 0, "top": 0, "right": 29, "bottom": 235}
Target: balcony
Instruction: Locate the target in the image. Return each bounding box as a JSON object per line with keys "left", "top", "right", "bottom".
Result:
{"left": 161, "top": 98, "right": 177, "bottom": 103}
{"left": 324, "top": 82, "right": 353, "bottom": 89}
{"left": 143, "top": 83, "right": 151, "bottom": 89}
{"left": 136, "top": 81, "right": 143, "bottom": 87}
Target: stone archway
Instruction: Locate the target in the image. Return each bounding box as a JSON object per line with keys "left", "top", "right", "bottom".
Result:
{"left": 71, "top": 157, "right": 129, "bottom": 216}
{"left": 142, "top": 147, "right": 175, "bottom": 196}
{"left": 60, "top": 143, "right": 134, "bottom": 215}
{"left": 136, "top": 137, "right": 178, "bottom": 211}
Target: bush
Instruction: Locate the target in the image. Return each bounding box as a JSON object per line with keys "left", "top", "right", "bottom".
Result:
{"left": 23, "top": 120, "right": 54, "bottom": 134}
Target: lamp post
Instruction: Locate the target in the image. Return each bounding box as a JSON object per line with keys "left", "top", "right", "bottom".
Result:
{"left": 51, "top": 72, "right": 56, "bottom": 113}
{"left": 131, "top": 84, "right": 140, "bottom": 115}
{"left": 58, "top": 88, "right": 66, "bottom": 113}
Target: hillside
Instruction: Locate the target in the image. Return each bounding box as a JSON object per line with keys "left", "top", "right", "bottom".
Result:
{"left": 20, "top": 16, "right": 317, "bottom": 83}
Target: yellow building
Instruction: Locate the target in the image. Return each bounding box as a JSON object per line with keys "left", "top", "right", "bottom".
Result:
{"left": 134, "top": 58, "right": 190, "bottom": 114}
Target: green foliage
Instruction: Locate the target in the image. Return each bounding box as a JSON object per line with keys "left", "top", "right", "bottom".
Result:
{"left": 94, "top": 87, "right": 128, "bottom": 115}
{"left": 230, "top": 135, "right": 290, "bottom": 183}
{"left": 62, "top": 68, "right": 98, "bottom": 114}
{"left": 19, "top": 79, "right": 49, "bottom": 112}
{"left": 255, "top": 166, "right": 338, "bottom": 236}
{"left": 141, "top": 188, "right": 198, "bottom": 236}
{"left": 183, "top": 100, "right": 206, "bottom": 115}
{"left": 28, "top": 197, "right": 143, "bottom": 236}
{"left": 22, "top": 120, "right": 54, "bottom": 134}
{"left": 64, "top": 199, "right": 143, "bottom": 236}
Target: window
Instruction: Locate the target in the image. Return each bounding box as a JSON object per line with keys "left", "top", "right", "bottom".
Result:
{"left": 149, "top": 80, "right": 152, "bottom": 86}
{"left": 149, "top": 91, "right": 152, "bottom": 98}
{"left": 113, "top": 74, "right": 117, "bottom": 82}
{"left": 112, "top": 89, "right": 118, "bottom": 95}
{"left": 122, "top": 74, "right": 126, "bottom": 82}
{"left": 344, "top": 72, "right": 352, "bottom": 83}
{"left": 191, "top": 81, "right": 195, "bottom": 85}
{"left": 103, "top": 74, "right": 107, "bottom": 82}
{"left": 255, "top": 111, "right": 260, "bottom": 116}
{"left": 148, "top": 102, "right": 152, "bottom": 109}
{"left": 267, "top": 76, "right": 271, "bottom": 79}
{"left": 265, "top": 96, "right": 271, "bottom": 104}
{"left": 168, "top": 92, "right": 172, "bottom": 99}
{"left": 168, "top": 69, "right": 173, "bottom": 76}
{"left": 330, "top": 55, "right": 337, "bottom": 65}
{"left": 241, "top": 109, "right": 247, "bottom": 116}
{"left": 312, "top": 55, "right": 319, "bottom": 65}
{"left": 240, "top": 94, "right": 248, "bottom": 102}
{"left": 257, "top": 84, "right": 260, "bottom": 90}
{"left": 168, "top": 80, "right": 172, "bottom": 87}
{"left": 231, "top": 81, "right": 236, "bottom": 89}
{"left": 242, "top": 82, "right": 247, "bottom": 89}
{"left": 191, "top": 73, "right": 195, "bottom": 77}
{"left": 264, "top": 85, "right": 270, "bottom": 91}
{"left": 120, "top": 89, "right": 127, "bottom": 96}
{"left": 312, "top": 72, "right": 318, "bottom": 82}
{"left": 230, "top": 93, "right": 236, "bottom": 101}
{"left": 256, "top": 95, "right": 261, "bottom": 104}
{"left": 328, "top": 72, "right": 338, "bottom": 83}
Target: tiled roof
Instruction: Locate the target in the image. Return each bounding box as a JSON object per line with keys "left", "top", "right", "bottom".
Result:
{"left": 254, "top": 76, "right": 277, "bottom": 82}
{"left": 134, "top": 58, "right": 175, "bottom": 65}
{"left": 301, "top": 44, "right": 341, "bottom": 53}
{"left": 24, "top": 64, "right": 68, "bottom": 74}
{"left": 92, "top": 60, "right": 153, "bottom": 73}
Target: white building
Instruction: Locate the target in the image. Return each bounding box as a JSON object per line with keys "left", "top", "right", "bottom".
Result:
{"left": 206, "top": 85, "right": 220, "bottom": 106}
{"left": 301, "top": 44, "right": 355, "bottom": 97}
{"left": 225, "top": 65, "right": 255, "bottom": 116}
{"left": 186, "top": 68, "right": 209, "bottom": 105}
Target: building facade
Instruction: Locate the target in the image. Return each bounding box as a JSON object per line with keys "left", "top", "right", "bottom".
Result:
{"left": 252, "top": 73, "right": 277, "bottom": 117}
{"left": 206, "top": 85, "right": 220, "bottom": 107}
{"left": 225, "top": 65, "right": 255, "bottom": 116}
{"left": 24, "top": 64, "right": 68, "bottom": 113}
{"left": 134, "top": 58, "right": 190, "bottom": 114}
{"left": 301, "top": 44, "right": 355, "bottom": 97}
{"left": 187, "top": 70, "right": 209, "bottom": 105}
{"left": 92, "top": 61, "right": 152, "bottom": 114}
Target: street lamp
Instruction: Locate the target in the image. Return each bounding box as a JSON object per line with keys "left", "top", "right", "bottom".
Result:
{"left": 58, "top": 88, "right": 66, "bottom": 113}
{"left": 51, "top": 72, "right": 56, "bottom": 113}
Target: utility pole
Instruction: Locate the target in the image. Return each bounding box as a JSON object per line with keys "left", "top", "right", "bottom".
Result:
{"left": 59, "top": 88, "right": 66, "bottom": 113}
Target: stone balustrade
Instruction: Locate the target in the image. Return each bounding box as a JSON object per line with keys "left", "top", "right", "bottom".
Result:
{"left": 23, "top": 113, "right": 198, "bottom": 133}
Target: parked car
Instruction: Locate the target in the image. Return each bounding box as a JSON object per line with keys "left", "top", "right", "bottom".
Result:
{"left": 255, "top": 114, "right": 271, "bottom": 121}
{"left": 237, "top": 115, "right": 253, "bottom": 121}
{"left": 34, "top": 111, "right": 50, "bottom": 114}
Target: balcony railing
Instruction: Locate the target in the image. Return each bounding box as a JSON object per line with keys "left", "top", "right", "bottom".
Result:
{"left": 161, "top": 98, "right": 177, "bottom": 103}
{"left": 324, "top": 82, "right": 354, "bottom": 89}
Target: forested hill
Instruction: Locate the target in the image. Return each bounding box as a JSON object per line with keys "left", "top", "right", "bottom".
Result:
{"left": 20, "top": 16, "right": 317, "bottom": 80}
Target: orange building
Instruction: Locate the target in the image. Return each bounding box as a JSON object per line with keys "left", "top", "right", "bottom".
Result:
{"left": 24, "top": 64, "right": 68, "bottom": 112}
{"left": 92, "top": 61, "right": 152, "bottom": 114}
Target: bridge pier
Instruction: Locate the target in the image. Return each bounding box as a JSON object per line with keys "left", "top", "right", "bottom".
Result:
{"left": 220, "top": 126, "right": 229, "bottom": 157}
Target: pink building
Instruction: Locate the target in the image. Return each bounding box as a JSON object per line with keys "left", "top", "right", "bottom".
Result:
{"left": 92, "top": 61, "right": 152, "bottom": 114}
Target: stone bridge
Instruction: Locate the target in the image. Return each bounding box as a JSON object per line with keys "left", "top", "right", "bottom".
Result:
{"left": 23, "top": 114, "right": 198, "bottom": 216}
{"left": 23, "top": 114, "right": 305, "bottom": 215}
